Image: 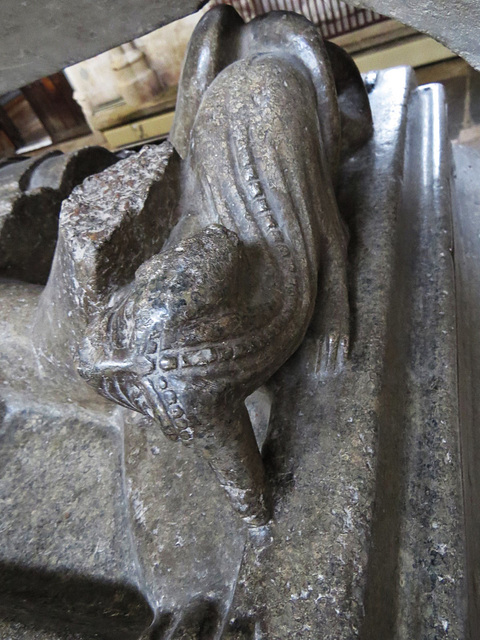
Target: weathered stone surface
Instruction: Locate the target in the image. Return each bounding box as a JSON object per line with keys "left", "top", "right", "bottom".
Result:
{"left": 0, "top": 147, "right": 117, "bottom": 284}
{"left": 0, "top": 7, "right": 470, "bottom": 640}
{"left": 2, "top": 0, "right": 480, "bottom": 95}
{"left": 452, "top": 142, "right": 480, "bottom": 640}
{"left": 122, "top": 411, "right": 247, "bottom": 634}
{"left": 0, "top": 0, "right": 205, "bottom": 94}
{"left": 388, "top": 82, "right": 465, "bottom": 640}
{"left": 347, "top": 0, "right": 480, "bottom": 72}
{"left": 222, "top": 69, "right": 466, "bottom": 640}
{"left": 0, "top": 620, "right": 91, "bottom": 640}
{"left": 72, "top": 9, "right": 373, "bottom": 525}
{"left": 3, "top": 0, "right": 480, "bottom": 97}
{"left": 0, "top": 403, "right": 152, "bottom": 640}
{"left": 0, "top": 287, "right": 152, "bottom": 639}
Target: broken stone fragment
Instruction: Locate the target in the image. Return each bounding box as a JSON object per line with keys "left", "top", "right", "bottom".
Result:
{"left": 0, "top": 147, "right": 117, "bottom": 284}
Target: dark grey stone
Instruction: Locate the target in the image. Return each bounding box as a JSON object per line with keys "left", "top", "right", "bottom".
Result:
{"left": 452, "top": 142, "right": 480, "bottom": 640}
{"left": 0, "top": 7, "right": 470, "bottom": 640}
{"left": 222, "top": 69, "right": 466, "bottom": 640}
{"left": 0, "top": 147, "right": 117, "bottom": 284}
{"left": 347, "top": 0, "right": 480, "bottom": 72}
{"left": 0, "top": 402, "right": 152, "bottom": 640}
{"left": 3, "top": 0, "right": 480, "bottom": 95}
{"left": 72, "top": 8, "right": 373, "bottom": 525}
{"left": 0, "top": 0, "right": 204, "bottom": 94}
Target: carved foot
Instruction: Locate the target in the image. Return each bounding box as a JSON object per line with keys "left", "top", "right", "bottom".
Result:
{"left": 315, "top": 331, "right": 349, "bottom": 377}
{"left": 310, "top": 240, "right": 350, "bottom": 377}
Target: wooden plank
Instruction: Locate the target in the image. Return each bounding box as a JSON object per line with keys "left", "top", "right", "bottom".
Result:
{"left": 21, "top": 73, "right": 90, "bottom": 144}
{"left": 0, "top": 103, "right": 24, "bottom": 150}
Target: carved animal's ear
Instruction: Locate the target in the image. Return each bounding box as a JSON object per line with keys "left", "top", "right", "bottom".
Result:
{"left": 170, "top": 5, "right": 244, "bottom": 159}
{"left": 325, "top": 41, "right": 374, "bottom": 158}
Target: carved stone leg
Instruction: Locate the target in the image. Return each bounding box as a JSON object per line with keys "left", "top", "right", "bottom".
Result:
{"left": 310, "top": 230, "right": 350, "bottom": 375}
{"left": 194, "top": 398, "right": 271, "bottom": 526}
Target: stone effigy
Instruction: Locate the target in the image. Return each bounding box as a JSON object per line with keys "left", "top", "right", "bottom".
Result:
{"left": 67, "top": 8, "right": 373, "bottom": 526}
{"left": 0, "top": 7, "right": 468, "bottom": 640}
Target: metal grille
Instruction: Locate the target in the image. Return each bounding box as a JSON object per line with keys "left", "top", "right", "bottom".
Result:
{"left": 208, "top": 0, "right": 387, "bottom": 38}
